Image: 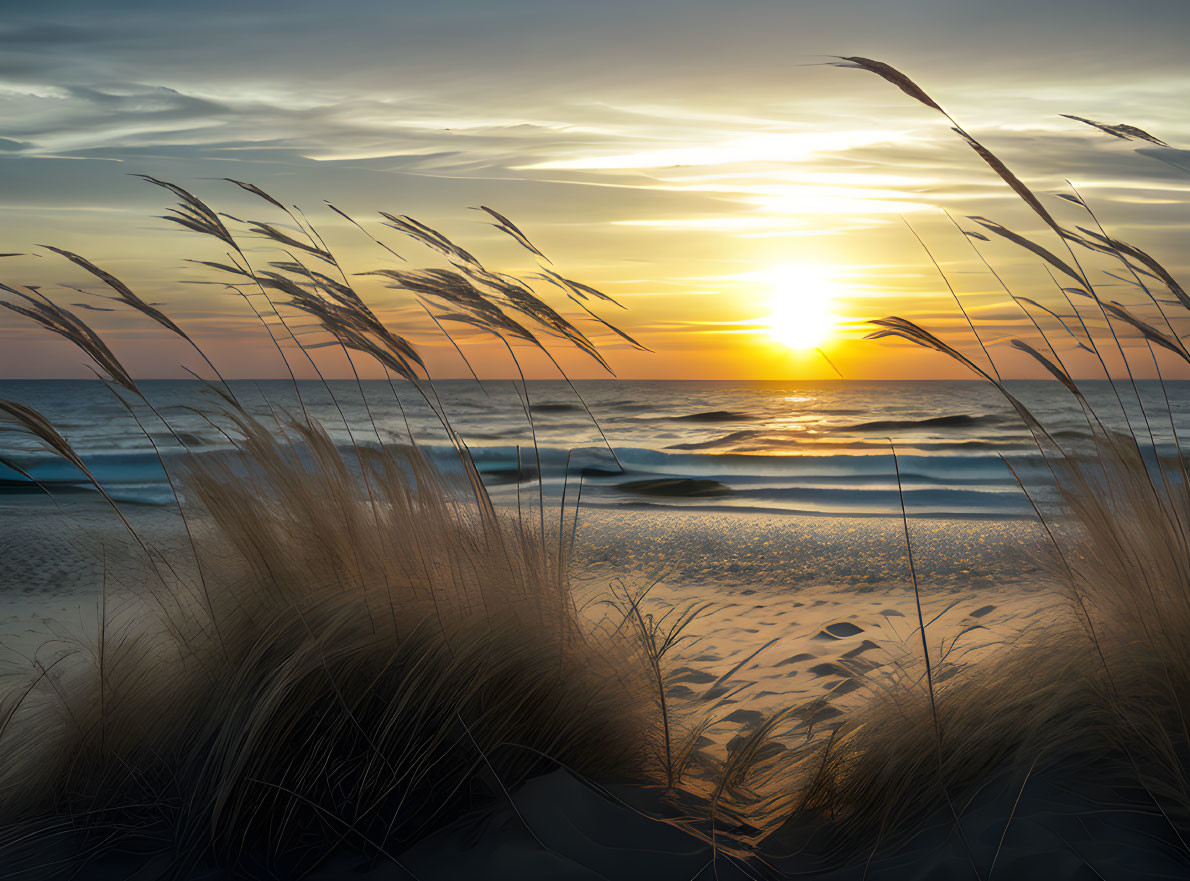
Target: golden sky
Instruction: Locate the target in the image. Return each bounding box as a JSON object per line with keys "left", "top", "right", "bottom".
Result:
{"left": 1, "top": 1, "right": 1189, "bottom": 381}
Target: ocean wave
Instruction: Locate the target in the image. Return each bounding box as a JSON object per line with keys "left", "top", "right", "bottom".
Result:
{"left": 731, "top": 438, "right": 1020, "bottom": 453}
{"left": 594, "top": 500, "right": 1032, "bottom": 520}
{"left": 667, "top": 430, "right": 760, "bottom": 450}
{"left": 615, "top": 478, "right": 733, "bottom": 498}
{"left": 671, "top": 410, "right": 755, "bottom": 422}
{"left": 667, "top": 431, "right": 1024, "bottom": 454}
{"left": 836, "top": 413, "right": 1008, "bottom": 432}
{"left": 10, "top": 376, "right": 1168, "bottom": 518}
{"left": 0, "top": 438, "right": 1045, "bottom": 518}
{"left": 480, "top": 465, "right": 540, "bottom": 484}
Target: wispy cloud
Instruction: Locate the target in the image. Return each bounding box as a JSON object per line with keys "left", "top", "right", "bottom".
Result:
{"left": 2, "top": 1, "right": 1190, "bottom": 378}
{"left": 521, "top": 130, "right": 913, "bottom": 170}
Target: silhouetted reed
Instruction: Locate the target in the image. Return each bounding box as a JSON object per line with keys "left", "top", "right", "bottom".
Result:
{"left": 0, "top": 181, "right": 663, "bottom": 876}
{"left": 781, "top": 57, "right": 1190, "bottom": 866}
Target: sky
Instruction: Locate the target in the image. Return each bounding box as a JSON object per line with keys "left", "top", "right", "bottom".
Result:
{"left": 1, "top": 0, "right": 1190, "bottom": 381}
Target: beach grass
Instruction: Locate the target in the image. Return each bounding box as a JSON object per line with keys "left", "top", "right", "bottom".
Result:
{"left": 757, "top": 58, "right": 1190, "bottom": 868}
{"left": 2, "top": 58, "right": 1190, "bottom": 879}
{"left": 0, "top": 185, "right": 667, "bottom": 876}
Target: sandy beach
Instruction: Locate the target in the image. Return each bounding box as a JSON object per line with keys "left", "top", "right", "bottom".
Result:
{"left": 569, "top": 508, "right": 1062, "bottom": 759}
{"left": 4, "top": 3, "right": 1190, "bottom": 873}
{"left": 6, "top": 492, "right": 1147, "bottom": 880}
{"left": 1, "top": 493, "right": 1056, "bottom": 665}
{"left": 398, "top": 509, "right": 1183, "bottom": 880}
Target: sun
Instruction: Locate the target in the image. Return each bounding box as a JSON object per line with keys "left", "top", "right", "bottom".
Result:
{"left": 765, "top": 264, "right": 838, "bottom": 350}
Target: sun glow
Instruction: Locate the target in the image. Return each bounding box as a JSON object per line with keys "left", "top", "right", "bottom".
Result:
{"left": 765, "top": 264, "right": 838, "bottom": 351}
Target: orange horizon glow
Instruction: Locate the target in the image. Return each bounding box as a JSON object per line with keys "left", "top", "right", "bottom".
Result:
{"left": 1, "top": 41, "right": 1189, "bottom": 383}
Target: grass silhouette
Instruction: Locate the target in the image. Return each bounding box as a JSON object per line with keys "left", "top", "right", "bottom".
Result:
{"left": 2, "top": 58, "right": 1190, "bottom": 878}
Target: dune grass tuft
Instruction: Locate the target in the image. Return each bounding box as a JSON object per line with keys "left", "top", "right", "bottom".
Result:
{"left": 770, "top": 56, "right": 1190, "bottom": 867}
{"left": 4, "top": 62, "right": 1190, "bottom": 877}
{"left": 0, "top": 183, "right": 662, "bottom": 876}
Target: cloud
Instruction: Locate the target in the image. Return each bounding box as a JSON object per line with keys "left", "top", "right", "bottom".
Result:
{"left": 1, "top": 1, "right": 1190, "bottom": 379}
{"left": 522, "top": 130, "right": 916, "bottom": 171}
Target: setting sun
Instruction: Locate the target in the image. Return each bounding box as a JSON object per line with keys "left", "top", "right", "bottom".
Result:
{"left": 0, "top": 6, "right": 1186, "bottom": 874}
{"left": 766, "top": 264, "right": 838, "bottom": 350}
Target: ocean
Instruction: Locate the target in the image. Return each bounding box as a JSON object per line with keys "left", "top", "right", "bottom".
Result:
{"left": 1, "top": 378, "right": 1186, "bottom": 518}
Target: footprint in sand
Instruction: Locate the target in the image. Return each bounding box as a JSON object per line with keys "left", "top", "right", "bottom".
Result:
{"left": 808, "top": 662, "right": 849, "bottom": 678}
{"left": 879, "top": 609, "right": 905, "bottom": 617}
{"left": 726, "top": 735, "right": 788, "bottom": 758}
{"left": 794, "top": 698, "right": 843, "bottom": 724}
{"left": 813, "top": 621, "right": 865, "bottom": 640}
{"left": 669, "top": 667, "right": 718, "bottom": 685}
{"left": 777, "top": 652, "right": 816, "bottom": 667}
{"left": 968, "top": 605, "right": 996, "bottom": 618}
{"left": 842, "top": 639, "right": 880, "bottom": 659}
{"left": 723, "top": 708, "right": 765, "bottom": 727}
{"left": 826, "top": 678, "right": 861, "bottom": 696}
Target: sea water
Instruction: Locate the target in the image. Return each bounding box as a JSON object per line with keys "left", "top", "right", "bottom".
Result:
{"left": 1, "top": 379, "right": 1185, "bottom": 518}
